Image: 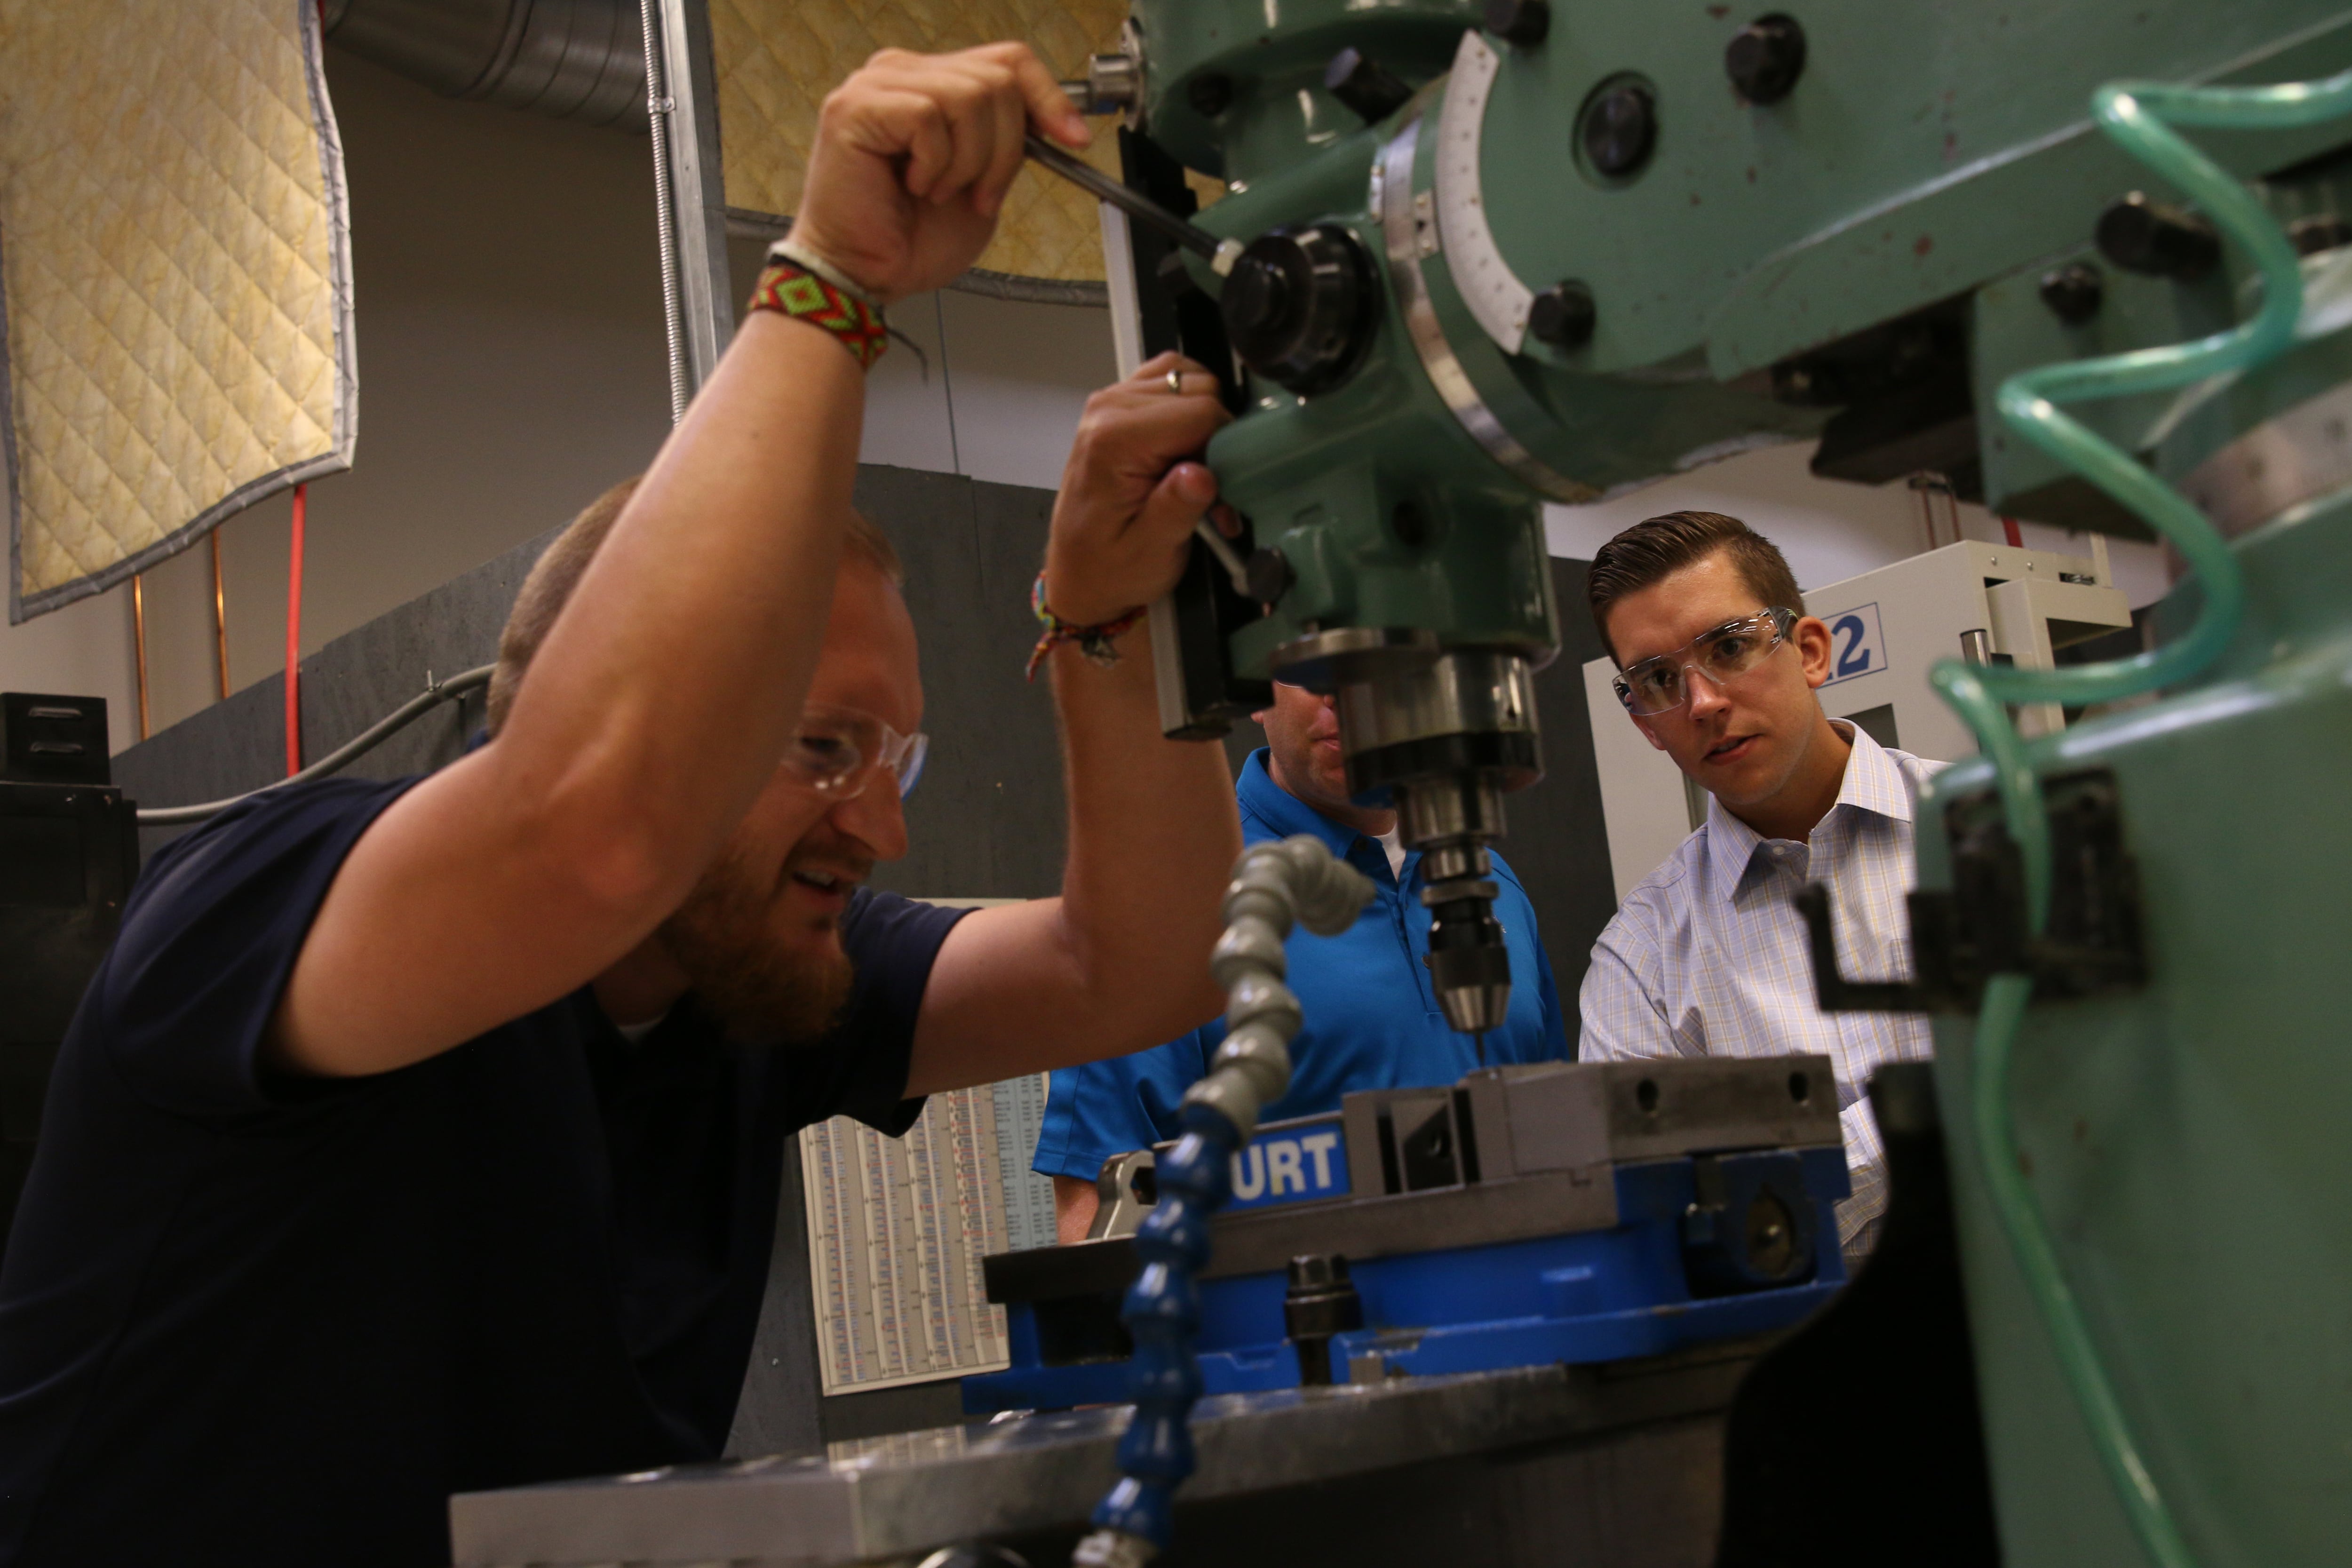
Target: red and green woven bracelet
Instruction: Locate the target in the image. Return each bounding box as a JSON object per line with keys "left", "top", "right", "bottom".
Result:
{"left": 746, "top": 259, "right": 888, "bottom": 369}
{"left": 1026, "top": 573, "right": 1145, "bottom": 681}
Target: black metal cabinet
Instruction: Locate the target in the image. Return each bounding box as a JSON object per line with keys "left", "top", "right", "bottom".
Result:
{"left": 0, "top": 694, "right": 139, "bottom": 1249}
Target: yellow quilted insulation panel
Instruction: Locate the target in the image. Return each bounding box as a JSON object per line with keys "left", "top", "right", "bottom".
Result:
{"left": 2, "top": 0, "right": 354, "bottom": 621}
{"left": 711, "top": 0, "right": 1131, "bottom": 287}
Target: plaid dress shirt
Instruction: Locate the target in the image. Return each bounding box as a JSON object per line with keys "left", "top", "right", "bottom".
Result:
{"left": 1577, "top": 722, "right": 1943, "bottom": 1251}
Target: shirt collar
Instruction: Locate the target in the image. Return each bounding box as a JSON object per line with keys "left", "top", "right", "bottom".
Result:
{"left": 1703, "top": 791, "right": 1767, "bottom": 897}
{"left": 1700, "top": 718, "right": 1912, "bottom": 899}
{"left": 1237, "top": 748, "right": 1381, "bottom": 863}
{"left": 1828, "top": 719, "right": 1915, "bottom": 826}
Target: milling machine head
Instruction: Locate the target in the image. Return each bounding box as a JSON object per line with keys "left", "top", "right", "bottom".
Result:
{"left": 1275, "top": 633, "right": 1540, "bottom": 1036}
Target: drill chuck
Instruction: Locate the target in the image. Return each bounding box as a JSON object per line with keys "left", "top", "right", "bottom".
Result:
{"left": 1422, "top": 875, "right": 1513, "bottom": 1035}
{"left": 1276, "top": 642, "right": 1543, "bottom": 1039}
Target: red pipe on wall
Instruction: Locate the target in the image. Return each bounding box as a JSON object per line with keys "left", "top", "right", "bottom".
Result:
{"left": 286, "top": 483, "right": 306, "bottom": 776}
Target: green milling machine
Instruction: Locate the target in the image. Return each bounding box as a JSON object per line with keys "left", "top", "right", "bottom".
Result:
{"left": 1093, "top": 1, "right": 2352, "bottom": 1563}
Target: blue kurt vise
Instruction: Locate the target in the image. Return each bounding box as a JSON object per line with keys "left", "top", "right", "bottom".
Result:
{"left": 965, "top": 1055, "right": 1850, "bottom": 1414}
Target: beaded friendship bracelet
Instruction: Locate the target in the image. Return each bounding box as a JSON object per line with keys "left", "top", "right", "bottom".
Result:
{"left": 745, "top": 258, "right": 888, "bottom": 369}
{"left": 1026, "top": 573, "right": 1145, "bottom": 681}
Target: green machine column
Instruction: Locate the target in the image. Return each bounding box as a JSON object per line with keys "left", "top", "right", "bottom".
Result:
{"left": 1924, "top": 242, "right": 2352, "bottom": 1564}
{"left": 1133, "top": 0, "right": 1571, "bottom": 1037}
{"left": 1116, "top": 1, "right": 2352, "bottom": 1562}
{"left": 1135, "top": 0, "right": 1564, "bottom": 671}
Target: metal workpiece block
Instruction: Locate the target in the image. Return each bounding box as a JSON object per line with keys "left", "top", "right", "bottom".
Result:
{"left": 1340, "top": 1057, "right": 1836, "bottom": 1196}
{"left": 1592, "top": 1056, "right": 1840, "bottom": 1163}
{"left": 1485, "top": 1063, "right": 1637, "bottom": 1178}
{"left": 1457, "top": 1058, "right": 1842, "bottom": 1180}
{"left": 450, "top": 1350, "right": 1765, "bottom": 1568}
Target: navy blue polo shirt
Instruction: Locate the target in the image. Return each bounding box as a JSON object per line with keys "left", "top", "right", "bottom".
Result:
{"left": 0, "top": 777, "right": 964, "bottom": 1568}
{"left": 1033, "top": 750, "right": 1568, "bottom": 1183}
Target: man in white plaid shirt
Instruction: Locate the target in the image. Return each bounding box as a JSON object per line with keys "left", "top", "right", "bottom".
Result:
{"left": 1577, "top": 511, "right": 1942, "bottom": 1258}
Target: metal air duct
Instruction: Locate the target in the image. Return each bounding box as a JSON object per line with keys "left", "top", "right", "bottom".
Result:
{"left": 323, "top": 0, "right": 646, "bottom": 128}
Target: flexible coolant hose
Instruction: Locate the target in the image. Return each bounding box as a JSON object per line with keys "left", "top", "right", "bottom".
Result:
{"left": 136, "top": 665, "right": 494, "bottom": 826}
{"left": 1073, "top": 837, "right": 1375, "bottom": 1568}
{"left": 1934, "top": 66, "right": 2352, "bottom": 1568}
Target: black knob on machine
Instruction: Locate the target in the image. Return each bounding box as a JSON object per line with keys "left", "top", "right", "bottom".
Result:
{"left": 1324, "top": 46, "right": 1414, "bottom": 125}
{"left": 1581, "top": 80, "right": 1659, "bottom": 178}
{"left": 1725, "top": 14, "right": 1807, "bottom": 105}
{"left": 2038, "top": 262, "right": 2105, "bottom": 326}
{"left": 1245, "top": 547, "right": 1294, "bottom": 604}
{"left": 1485, "top": 0, "right": 1551, "bottom": 48}
{"left": 1529, "top": 279, "right": 1598, "bottom": 347}
{"left": 2096, "top": 192, "right": 2222, "bottom": 282}
{"left": 1220, "top": 224, "right": 1380, "bottom": 396}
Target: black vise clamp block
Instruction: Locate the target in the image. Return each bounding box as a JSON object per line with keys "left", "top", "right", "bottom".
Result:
{"left": 1796, "top": 768, "right": 2149, "bottom": 1014}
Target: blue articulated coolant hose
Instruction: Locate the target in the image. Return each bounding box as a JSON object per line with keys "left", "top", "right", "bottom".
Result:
{"left": 1933, "top": 64, "right": 2352, "bottom": 1568}
{"left": 1080, "top": 1106, "right": 1235, "bottom": 1555}
{"left": 1073, "top": 838, "right": 1374, "bottom": 1568}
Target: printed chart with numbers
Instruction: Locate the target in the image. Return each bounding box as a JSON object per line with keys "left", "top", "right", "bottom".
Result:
{"left": 799, "top": 1075, "right": 1057, "bottom": 1395}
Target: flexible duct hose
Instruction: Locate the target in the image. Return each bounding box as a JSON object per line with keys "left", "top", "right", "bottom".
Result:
{"left": 1934, "top": 65, "right": 2352, "bottom": 1568}
{"left": 323, "top": 0, "right": 647, "bottom": 128}
{"left": 135, "top": 665, "right": 493, "bottom": 826}
{"left": 1072, "top": 837, "right": 1375, "bottom": 1568}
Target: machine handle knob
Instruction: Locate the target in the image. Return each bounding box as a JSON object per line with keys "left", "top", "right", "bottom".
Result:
{"left": 2095, "top": 192, "right": 2222, "bottom": 282}
{"left": 1725, "top": 14, "right": 1807, "bottom": 105}
{"left": 1484, "top": 0, "right": 1551, "bottom": 48}
{"left": 1324, "top": 47, "right": 1414, "bottom": 125}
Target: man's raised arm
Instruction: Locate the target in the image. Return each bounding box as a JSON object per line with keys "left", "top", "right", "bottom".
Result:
{"left": 272, "top": 47, "right": 1090, "bottom": 1079}
{"left": 908, "top": 358, "right": 1244, "bottom": 1095}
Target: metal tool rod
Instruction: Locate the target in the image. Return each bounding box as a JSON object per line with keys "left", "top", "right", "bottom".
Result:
{"left": 209, "top": 530, "right": 229, "bottom": 700}
{"left": 1193, "top": 517, "right": 1251, "bottom": 596}
{"left": 131, "top": 573, "right": 149, "bottom": 741}
{"left": 641, "top": 0, "right": 690, "bottom": 422}
{"left": 1025, "top": 134, "right": 1241, "bottom": 274}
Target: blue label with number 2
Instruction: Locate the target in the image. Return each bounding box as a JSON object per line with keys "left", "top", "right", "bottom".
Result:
{"left": 1819, "top": 601, "right": 1886, "bottom": 688}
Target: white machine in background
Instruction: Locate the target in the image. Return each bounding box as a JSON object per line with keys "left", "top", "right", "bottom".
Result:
{"left": 1583, "top": 539, "right": 2136, "bottom": 901}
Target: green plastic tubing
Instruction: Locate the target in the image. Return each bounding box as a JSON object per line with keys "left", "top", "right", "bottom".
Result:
{"left": 1931, "top": 65, "right": 2352, "bottom": 1568}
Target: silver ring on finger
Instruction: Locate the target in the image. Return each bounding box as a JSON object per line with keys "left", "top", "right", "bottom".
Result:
{"left": 1166, "top": 367, "right": 1185, "bottom": 395}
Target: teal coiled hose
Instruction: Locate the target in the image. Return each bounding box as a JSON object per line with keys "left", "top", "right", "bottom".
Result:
{"left": 1932, "top": 65, "right": 2352, "bottom": 1568}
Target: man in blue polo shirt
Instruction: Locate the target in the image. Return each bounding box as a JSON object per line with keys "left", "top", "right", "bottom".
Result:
{"left": 1035, "top": 678, "right": 1572, "bottom": 1239}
